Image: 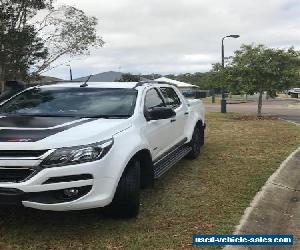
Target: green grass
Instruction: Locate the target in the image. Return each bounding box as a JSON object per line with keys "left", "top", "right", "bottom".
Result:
{"left": 202, "top": 95, "right": 254, "bottom": 104}
{"left": 0, "top": 113, "right": 299, "bottom": 250}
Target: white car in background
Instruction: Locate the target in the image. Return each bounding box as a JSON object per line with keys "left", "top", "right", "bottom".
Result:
{"left": 288, "top": 88, "right": 300, "bottom": 95}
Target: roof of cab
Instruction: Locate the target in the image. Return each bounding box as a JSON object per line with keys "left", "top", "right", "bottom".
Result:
{"left": 40, "top": 81, "right": 139, "bottom": 89}
{"left": 39, "top": 81, "right": 177, "bottom": 89}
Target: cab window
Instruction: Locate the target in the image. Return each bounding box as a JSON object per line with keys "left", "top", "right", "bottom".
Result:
{"left": 144, "top": 88, "right": 165, "bottom": 110}
{"left": 160, "top": 87, "right": 181, "bottom": 109}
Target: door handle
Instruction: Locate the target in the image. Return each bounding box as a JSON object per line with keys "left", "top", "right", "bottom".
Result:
{"left": 170, "top": 119, "right": 176, "bottom": 123}
{"left": 184, "top": 112, "right": 189, "bottom": 115}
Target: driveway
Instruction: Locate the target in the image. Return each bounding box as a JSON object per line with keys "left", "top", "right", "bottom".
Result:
{"left": 205, "top": 98, "right": 300, "bottom": 124}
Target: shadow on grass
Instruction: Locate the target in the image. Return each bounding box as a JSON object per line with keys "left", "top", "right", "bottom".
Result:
{"left": 0, "top": 157, "right": 192, "bottom": 236}
{"left": 0, "top": 157, "right": 199, "bottom": 243}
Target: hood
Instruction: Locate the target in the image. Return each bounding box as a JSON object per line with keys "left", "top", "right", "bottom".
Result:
{"left": 0, "top": 116, "right": 132, "bottom": 150}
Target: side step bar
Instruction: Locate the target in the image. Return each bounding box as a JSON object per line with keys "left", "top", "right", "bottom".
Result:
{"left": 153, "top": 145, "right": 192, "bottom": 178}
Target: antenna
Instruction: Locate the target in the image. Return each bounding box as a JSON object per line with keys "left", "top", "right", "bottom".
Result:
{"left": 80, "top": 74, "right": 93, "bottom": 87}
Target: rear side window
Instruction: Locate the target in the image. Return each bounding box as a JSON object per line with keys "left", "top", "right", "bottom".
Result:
{"left": 160, "top": 87, "right": 181, "bottom": 109}
{"left": 145, "top": 88, "right": 165, "bottom": 110}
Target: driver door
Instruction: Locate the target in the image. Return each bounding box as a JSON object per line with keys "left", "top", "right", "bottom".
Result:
{"left": 142, "top": 88, "right": 176, "bottom": 160}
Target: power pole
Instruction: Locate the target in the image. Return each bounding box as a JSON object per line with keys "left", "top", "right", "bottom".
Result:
{"left": 0, "top": 66, "right": 4, "bottom": 94}
{"left": 0, "top": 43, "right": 4, "bottom": 93}
{"left": 69, "top": 65, "right": 73, "bottom": 81}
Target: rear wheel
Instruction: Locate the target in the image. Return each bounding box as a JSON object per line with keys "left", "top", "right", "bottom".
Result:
{"left": 105, "top": 158, "right": 141, "bottom": 218}
{"left": 200, "top": 125, "right": 205, "bottom": 146}
{"left": 187, "top": 125, "right": 203, "bottom": 159}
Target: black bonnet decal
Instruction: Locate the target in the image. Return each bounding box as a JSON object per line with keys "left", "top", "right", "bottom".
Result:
{"left": 0, "top": 116, "right": 79, "bottom": 129}
{"left": 0, "top": 116, "right": 95, "bottom": 142}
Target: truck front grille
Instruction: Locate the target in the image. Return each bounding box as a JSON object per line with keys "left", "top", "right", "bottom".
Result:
{"left": 0, "top": 168, "right": 35, "bottom": 183}
{"left": 0, "top": 150, "right": 48, "bottom": 158}
{"left": 0, "top": 150, "right": 50, "bottom": 183}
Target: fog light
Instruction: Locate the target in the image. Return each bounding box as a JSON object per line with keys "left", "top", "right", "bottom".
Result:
{"left": 25, "top": 186, "right": 92, "bottom": 204}
{"left": 63, "top": 188, "right": 79, "bottom": 198}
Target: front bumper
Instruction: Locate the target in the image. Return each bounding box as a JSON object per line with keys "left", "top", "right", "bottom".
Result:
{"left": 0, "top": 161, "right": 118, "bottom": 211}
{"left": 0, "top": 187, "right": 24, "bottom": 206}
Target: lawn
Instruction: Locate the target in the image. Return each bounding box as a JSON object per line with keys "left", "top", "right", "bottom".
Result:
{"left": 0, "top": 113, "right": 299, "bottom": 250}
{"left": 202, "top": 95, "right": 252, "bottom": 105}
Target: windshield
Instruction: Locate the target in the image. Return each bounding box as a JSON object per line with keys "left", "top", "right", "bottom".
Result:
{"left": 0, "top": 87, "right": 138, "bottom": 118}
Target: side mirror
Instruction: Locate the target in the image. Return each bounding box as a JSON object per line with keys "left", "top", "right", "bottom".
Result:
{"left": 147, "top": 107, "right": 176, "bottom": 121}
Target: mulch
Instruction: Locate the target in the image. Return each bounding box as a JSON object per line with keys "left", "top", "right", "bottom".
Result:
{"left": 233, "top": 115, "right": 279, "bottom": 121}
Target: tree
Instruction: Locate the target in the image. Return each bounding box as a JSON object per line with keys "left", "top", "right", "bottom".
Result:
{"left": 141, "top": 73, "right": 161, "bottom": 80}
{"left": 34, "top": 5, "right": 104, "bottom": 75}
{"left": 208, "top": 63, "right": 227, "bottom": 93}
{"left": 117, "top": 73, "right": 141, "bottom": 82}
{"left": 173, "top": 72, "right": 211, "bottom": 89}
{"left": 0, "top": 0, "right": 104, "bottom": 84}
{"left": 213, "top": 44, "right": 300, "bottom": 116}
{"left": 0, "top": 0, "right": 50, "bottom": 83}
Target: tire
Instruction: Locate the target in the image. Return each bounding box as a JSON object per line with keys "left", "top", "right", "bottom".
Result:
{"left": 105, "top": 158, "right": 141, "bottom": 218}
{"left": 187, "top": 125, "right": 202, "bottom": 159}
{"left": 200, "top": 125, "right": 205, "bottom": 146}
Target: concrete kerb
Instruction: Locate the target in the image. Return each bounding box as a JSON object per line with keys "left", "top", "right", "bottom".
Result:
{"left": 278, "top": 118, "right": 300, "bottom": 127}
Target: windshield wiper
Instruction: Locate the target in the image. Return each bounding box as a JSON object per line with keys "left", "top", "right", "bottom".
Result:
{"left": 85, "top": 115, "right": 130, "bottom": 119}
{"left": 1, "top": 113, "right": 78, "bottom": 118}
{"left": 31, "top": 114, "right": 78, "bottom": 117}
{"left": 0, "top": 113, "right": 130, "bottom": 119}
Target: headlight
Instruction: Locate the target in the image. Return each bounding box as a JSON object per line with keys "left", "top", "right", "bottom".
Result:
{"left": 41, "top": 138, "right": 114, "bottom": 168}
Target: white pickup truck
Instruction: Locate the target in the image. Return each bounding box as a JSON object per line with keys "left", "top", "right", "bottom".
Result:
{"left": 0, "top": 81, "right": 205, "bottom": 217}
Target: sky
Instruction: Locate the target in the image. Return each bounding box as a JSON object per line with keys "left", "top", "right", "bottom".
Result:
{"left": 47, "top": 0, "right": 300, "bottom": 79}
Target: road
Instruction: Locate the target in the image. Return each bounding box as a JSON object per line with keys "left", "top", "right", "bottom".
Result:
{"left": 205, "top": 98, "right": 300, "bottom": 124}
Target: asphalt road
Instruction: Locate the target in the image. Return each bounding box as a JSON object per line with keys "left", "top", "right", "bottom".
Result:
{"left": 205, "top": 98, "right": 300, "bottom": 124}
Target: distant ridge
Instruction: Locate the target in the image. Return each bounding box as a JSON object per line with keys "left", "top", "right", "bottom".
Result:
{"left": 74, "top": 71, "right": 123, "bottom": 82}
{"left": 39, "top": 76, "right": 62, "bottom": 82}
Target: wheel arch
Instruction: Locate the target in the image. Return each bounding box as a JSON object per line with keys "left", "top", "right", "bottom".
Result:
{"left": 126, "top": 149, "right": 154, "bottom": 189}
{"left": 195, "top": 119, "right": 203, "bottom": 129}
{"left": 195, "top": 119, "right": 205, "bottom": 146}
{"left": 187, "top": 118, "right": 204, "bottom": 142}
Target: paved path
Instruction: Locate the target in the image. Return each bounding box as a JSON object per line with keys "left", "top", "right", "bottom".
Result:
{"left": 205, "top": 99, "right": 300, "bottom": 124}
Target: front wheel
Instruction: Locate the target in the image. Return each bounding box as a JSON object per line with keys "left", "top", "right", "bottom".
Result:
{"left": 187, "top": 126, "right": 203, "bottom": 159}
{"left": 104, "top": 158, "right": 141, "bottom": 218}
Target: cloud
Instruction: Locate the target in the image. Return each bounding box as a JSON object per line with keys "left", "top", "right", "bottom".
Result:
{"left": 47, "top": 0, "right": 300, "bottom": 79}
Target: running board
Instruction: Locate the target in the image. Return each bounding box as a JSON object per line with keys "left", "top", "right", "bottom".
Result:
{"left": 153, "top": 145, "right": 192, "bottom": 178}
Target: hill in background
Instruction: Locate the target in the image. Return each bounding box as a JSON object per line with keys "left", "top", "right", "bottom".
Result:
{"left": 39, "top": 75, "right": 62, "bottom": 82}
{"left": 42, "top": 71, "right": 212, "bottom": 89}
